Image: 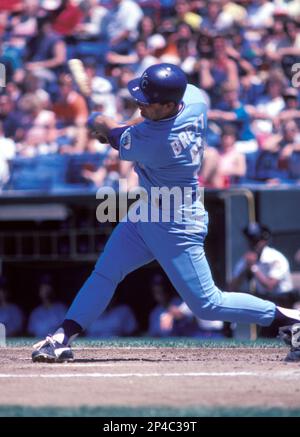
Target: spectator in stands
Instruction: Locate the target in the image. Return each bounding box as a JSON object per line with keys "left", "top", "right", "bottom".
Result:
{"left": 225, "top": 27, "right": 257, "bottom": 76}
{"left": 24, "top": 16, "right": 67, "bottom": 82}
{"left": 278, "top": 87, "right": 300, "bottom": 128}
{"left": 0, "top": 34, "right": 24, "bottom": 85}
{"left": 208, "top": 82, "right": 266, "bottom": 152}
{"left": 115, "top": 89, "right": 140, "bottom": 124}
{"left": 1, "top": 97, "right": 28, "bottom": 143}
{"left": 264, "top": 12, "right": 289, "bottom": 60}
{"left": 0, "top": 12, "right": 8, "bottom": 37}
{"left": 199, "top": 125, "right": 246, "bottom": 188}
{"left": 0, "top": 276, "right": 24, "bottom": 336}
{"left": 148, "top": 274, "right": 199, "bottom": 337}
{"left": 10, "top": 93, "right": 56, "bottom": 146}
{"left": 22, "top": 71, "right": 51, "bottom": 108}
{"left": 162, "top": 301, "right": 225, "bottom": 339}
{"left": 138, "top": 15, "right": 156, "bottom": 42}
{"left": 152, "top": 18, "right": 180, "bottom": 65}
{"left": 73, "top": 0, "right": 108, "bottom": 39}
{"left": 107, "top": 66, "right": 136, "bottom": 113}
{"left": 0, "top": 120, "right": 16, "bottom": 188}
{"left": 278, "top": 120, "right": 300, "bottom": 181}
{"left": 259, "top": 120, "right": 300, "bottom": 182}
{"left": 288, "top": 150, "right": 300, "bottom": 182}
{"left": 85, "top": 60, "right": 117, "bottom": 117}
{"left": 247, "top": 0, "right": 275, "bottom": 30}
{"left": 106, "top": 38, "right": 159, "bottom": 77}
{"left": 262, "top": 119, "right": 300, "bottom": 151}
{"left": 217, "top": 0, "right": 248, "bottom": 30}
{"left": 52, "top": 73, "right": 88, "bottom": 152}
{"left": 10, "top": 0, "right": 39, "bottom": 38}
{"left": 50, "top": 0, "right": 84, "bottom": 38}
{"left": 295, "top": 249, "right": 300, "bottom": 266}
{"left": 5, "top": 81, "right": 22, "bottom": 105}
{"left": 254, "top": 70, "right": 287, "bottom": 136}
{"left": 2, "top": 0, "right": 300, "bottom": 193}
{"left": 200, "top": 0, "right": 223, "bottom": 34}
{"left": 245, "top": 119, "right": 299, "bottom": 183}
{"left": 82, "top": 148, "right": 119, "bottom": 189}
{"left": 82, "top": 147, "right": 138, "bottom": 190}
{"left": 230, "top": 223, "right": 294, "bottom": 307}
{"left": 101, "top": 0, "right": 144, "bottom": 54}
{"left": 86, "top": 295, "right": 137, "bottom": 338}
{"left": 0, "top": 0, "right": 22, "bottom": 13}
{"left": 265, "top": 18, "right": 300, "bottom": 76}
{"left": 174, "top": 0, "right": 202, "bottom": 32}
{"left": 198, "top": 35, "right": 239, "bottom": 107}
{"left": 254, "top": 150, "right": 283, "bottom": 184}
{"left": 0, "top": 94, "right": 17, "bottom": 139}
{"left": 146, "top": 33, "right": 167, "bottom": 61}
{"left": 0, "top": 37, "right": 16, "bottom": 83}
{"left": 27, "top": 276, "right": 67, "bottom": 338}
{"left": 239, "top": 69, "right": 265, "bottom": 108}
{"left": 176, "top": 30, "right": 198, "bottom": 80}
{"left": 19, "top": 125, "right": 58, "bottom": 157}
{"left": 279, "top": 120, "right": 300, "bottom": 155}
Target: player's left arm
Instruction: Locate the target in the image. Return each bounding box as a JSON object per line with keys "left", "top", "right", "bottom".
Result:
{"left": 87, "top": 112, "right": 154, "bottom": 164}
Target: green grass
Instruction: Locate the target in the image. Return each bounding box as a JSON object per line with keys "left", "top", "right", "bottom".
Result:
{"left": 6, "top": 337, "right": 284, "bottom": 348}
{"left": 0, "top": 405, "right": 299, "bottom": 417}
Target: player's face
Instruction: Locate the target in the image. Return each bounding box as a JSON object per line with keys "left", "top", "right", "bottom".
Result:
{"left": 137, "top": 101, "right": 177, "bottom": 121}
{"left": 251, "top": 239, "right": 267, "bottom": 254}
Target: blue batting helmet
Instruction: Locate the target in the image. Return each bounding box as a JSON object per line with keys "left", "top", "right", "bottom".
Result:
{"left": 127, "top": 63, "right": 187, "bottom": 105}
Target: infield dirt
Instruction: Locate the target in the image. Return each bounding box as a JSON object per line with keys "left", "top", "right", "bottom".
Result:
{"left": 0, "top": 347, "right": 300, "bottom": 410}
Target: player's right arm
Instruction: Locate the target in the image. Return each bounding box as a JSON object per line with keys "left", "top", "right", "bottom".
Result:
{"left": 87, "top": 112, "right": 143, "bottom": 147}
{"left": 87, "top": 112, "right": 153, "bottom": 163}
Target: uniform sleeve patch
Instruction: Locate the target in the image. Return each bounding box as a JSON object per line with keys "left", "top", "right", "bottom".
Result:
{"left": 120, "top": 128, "right": 132, "bottom": 150}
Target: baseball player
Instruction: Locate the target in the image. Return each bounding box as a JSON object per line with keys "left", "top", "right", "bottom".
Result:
{"left": 32, "top": 63, "right": 300, "bottom": 362}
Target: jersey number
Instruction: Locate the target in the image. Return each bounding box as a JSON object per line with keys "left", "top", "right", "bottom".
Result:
{"left": 171, "top": 113, "right": 205, "bottom": 165}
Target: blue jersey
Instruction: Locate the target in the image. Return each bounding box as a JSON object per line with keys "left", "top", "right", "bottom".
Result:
{"left": 119, "top": 84, "right": 207, "bottom": 225}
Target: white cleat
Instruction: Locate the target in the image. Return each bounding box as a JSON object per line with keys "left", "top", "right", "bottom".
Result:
{"left": 32, "top": 335, "right": 74, "bottom": 363}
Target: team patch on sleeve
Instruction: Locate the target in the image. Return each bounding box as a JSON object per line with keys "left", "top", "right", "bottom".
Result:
{"left": 120, "top": 128, "right": 132, "bottom": 150}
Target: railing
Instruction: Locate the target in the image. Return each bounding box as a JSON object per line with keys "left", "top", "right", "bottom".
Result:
{"left": 0, "top": 227, "right": 113, "bottom": 262}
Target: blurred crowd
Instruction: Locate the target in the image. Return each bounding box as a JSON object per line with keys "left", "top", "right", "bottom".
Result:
{"left": 0, "top": 272, "right": 226, "bottom": 338}
{"left": 0, "top": 0, "right": 300, "bottom": 191}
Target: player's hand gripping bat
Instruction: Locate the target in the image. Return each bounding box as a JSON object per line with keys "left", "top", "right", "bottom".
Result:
{"left": 86, "top": 112, "right": 110, "bottom": 143}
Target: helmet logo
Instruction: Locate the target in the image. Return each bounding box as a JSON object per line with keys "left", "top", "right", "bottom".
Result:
{"left": 141, "top": 73, "right": 149, "bottom": 90}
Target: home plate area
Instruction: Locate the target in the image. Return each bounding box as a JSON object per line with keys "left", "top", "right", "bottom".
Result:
{"left": 1, "top": 341, "right": 300, "bottom": 417}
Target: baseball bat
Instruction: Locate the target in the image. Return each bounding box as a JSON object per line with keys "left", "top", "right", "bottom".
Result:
{"left": 67, "top": 58, "right": 92, "bottom": 109}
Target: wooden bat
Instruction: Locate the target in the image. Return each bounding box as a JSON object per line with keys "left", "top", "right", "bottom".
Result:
{"left": 68, "top": 58, "right": 92, "bottom": 108}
